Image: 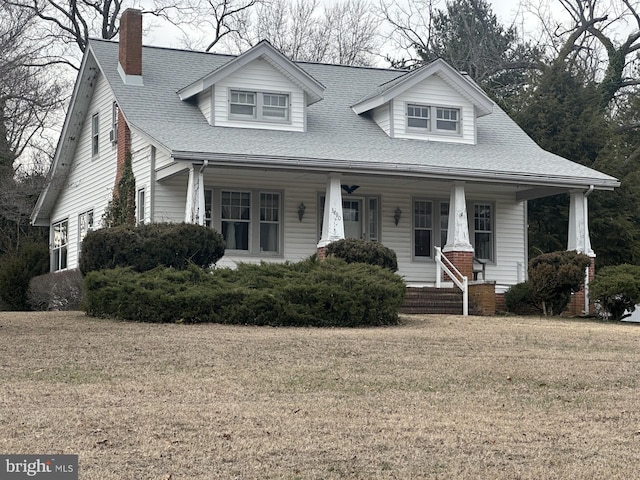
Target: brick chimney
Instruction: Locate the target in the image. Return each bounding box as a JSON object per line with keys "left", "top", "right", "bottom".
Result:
{"left": 118, "top": 8, "right": 143, "bottom": 85}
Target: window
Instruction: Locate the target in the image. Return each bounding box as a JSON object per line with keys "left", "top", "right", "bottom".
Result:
{"left": 473, "top": 203, "right": 493, "bottom": 261}
{"left": 211, "top": 189, "right": 281, "bottom": 254}
{"left": 407, "top": 104, "right": 429, "bottom": 129}
{"left": 137, "top": 189, "right": 145, "bottom": 224}
{"left": 52, "top": 220, "right": 68, "bottom": 271}
{"left": 439, "top": 202, "right": 449, "bottom": 248}
{"left": 260, "top": 193, "right": 280, "bottom": 252}
{"left": 229, "top": 90, "right": 290, "bottom": 122}
{"left": 221, "top": 191, "right": 251, "bottom": 251}
{"left": 230, "top": 91, "right": 256, "bottom": 117}
{"left": 436, "top": 107, "right": 459, "bottom": 132}
{"left": 91, "top": 113, "right": 99, "bottom": 156}
{"left": 78, "top": 210, "right": 94, "bottom": 242}
{"left": 413, "top": 200, "right": 433, "bottom": 257}
{"left": 406, "top": 104, "right": 461, "bottom": 135}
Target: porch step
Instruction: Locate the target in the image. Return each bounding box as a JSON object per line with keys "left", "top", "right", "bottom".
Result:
{"left": 400, "top": 287, "right": 482, "bottom": 315}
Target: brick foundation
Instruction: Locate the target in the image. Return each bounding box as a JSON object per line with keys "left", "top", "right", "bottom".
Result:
{"left": 495, "top": 293, "right": 506, "bottom": 313}
{"left": 469, "top": 282, "right": 496, "bottom": 315}
{"left": 564, "top": 257, "right": 596, "bottom": 316}
{"left": 443, "top": 250, "right": 473, "bottom": 281}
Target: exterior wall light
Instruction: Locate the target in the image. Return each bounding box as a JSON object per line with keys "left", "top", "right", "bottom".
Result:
{"left": 394, "top": 206, "right": 402, "bottom": 226}
{"left": 298, "top": 202, "right": 306, "bottom": 222}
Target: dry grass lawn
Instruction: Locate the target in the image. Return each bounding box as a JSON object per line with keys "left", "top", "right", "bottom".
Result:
{"left": 1, "top": 311, "right": 639, "bottom": 479}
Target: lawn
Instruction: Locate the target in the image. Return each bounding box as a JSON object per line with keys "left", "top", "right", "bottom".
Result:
{"left": 1, "top": 311, "right": 639, "bottom": 479}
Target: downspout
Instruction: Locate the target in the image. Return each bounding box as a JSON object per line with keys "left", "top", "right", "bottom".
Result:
{"left": 583, "top": 185, "right": 594, "bottom": 314}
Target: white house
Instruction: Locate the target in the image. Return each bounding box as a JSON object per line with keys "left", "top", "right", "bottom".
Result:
{"left": 31, "top": 9, "right": 619, "bottom": 312}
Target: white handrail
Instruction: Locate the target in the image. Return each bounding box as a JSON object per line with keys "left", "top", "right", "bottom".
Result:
{"left": 434, "top": 247, "right": 468, "bottom": 316}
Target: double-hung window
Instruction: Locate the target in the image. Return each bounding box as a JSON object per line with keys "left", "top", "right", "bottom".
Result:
{"left": 91, "top": 113, "right": 99, "bottom": 156}
{"left": 229, "top": 90, "right": 290, "bottom": 122}
{"left": 406, "top": 104, "right": 460, "bottom": 135}
{"left": 52, "top": 220, "right": 68, "bottom": 271}
{"left": 436, "top": 107, "right": 459, "bottom": 132}
{"left": 78, "top": 210, "right": 94, "bottom": 259}
{"left": 473, "top": 203, "right": 494, "bottom": 261}
{"left": 137, "top": 189, "right": 146, "bottom": 224}
{"left": 213, "top": 189, "right": 281, "bottom": 254}
{"left": 413, "top": 200, "right": 433, "bottom": 258}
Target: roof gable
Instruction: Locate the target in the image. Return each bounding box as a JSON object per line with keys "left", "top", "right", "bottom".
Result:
{"left": 352, "top": 58, "right": 494, "bottom": 117}
{"left": 177, "top": 40, "right": 325, "bottom": 105}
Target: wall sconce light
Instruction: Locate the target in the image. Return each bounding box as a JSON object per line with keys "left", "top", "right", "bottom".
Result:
{"left": 394, "top": 206, "right": 402, "bottom": 226}
{"left": 298, "top": 202, "right": 306, "bottom": 222}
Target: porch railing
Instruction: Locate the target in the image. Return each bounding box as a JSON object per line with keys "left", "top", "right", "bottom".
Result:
{"left": 434, "top": 246, "right": 469, "bottom": 316}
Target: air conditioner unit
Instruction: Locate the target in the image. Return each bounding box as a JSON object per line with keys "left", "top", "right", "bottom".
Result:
{"left": 109, "top": 128, "right": 117, "bottom": 143}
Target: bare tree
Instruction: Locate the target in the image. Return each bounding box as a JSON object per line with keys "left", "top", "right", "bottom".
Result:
{"left": 227, "top": 0, "right": 381, "bottom": 65}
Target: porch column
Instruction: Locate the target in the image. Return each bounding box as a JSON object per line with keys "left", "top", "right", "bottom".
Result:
{"left": 567, "top": 188, "right": 596, "bottom": 315}
{"left": 317, "top": 173, "right": 344, "bottom": 258}
{"left": 442, "top": 182, "right": 474, "bottom": 280}
{"left": 184, "top": 162, "right": 207, "bottom": 225}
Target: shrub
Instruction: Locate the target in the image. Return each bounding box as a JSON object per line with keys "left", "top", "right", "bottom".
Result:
{"left": 79, "top": 223, "right": 225, "bottom": 275}
{"left": 590, "top": 264, "right": 640, "bottom": 321}
{"left": 84, "top": 258, "right": 406, "bottom": 327}
{"left": 504, "top": 281, "right": 541, "bottom": 315}
{"left": 528, "top": 250, "right": 592, "bottom": 316}
{"left": 0, "top": 242, "right": 50, "bottom": 311}
{"left": 326, "top": 238, "right": 398, "bottom": 272}
{"left": 28, "top": 269, "right": 84, "bottom": 311}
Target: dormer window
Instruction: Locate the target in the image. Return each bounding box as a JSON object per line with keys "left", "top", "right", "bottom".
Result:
{"left": 436, "top": 107, "right": 459, "bottom": 132}
{"left": 406, "top": 104, "right": 461, "bottom": 135}
{"left": 229, "top": 89, "right": 290, "bottom": 122}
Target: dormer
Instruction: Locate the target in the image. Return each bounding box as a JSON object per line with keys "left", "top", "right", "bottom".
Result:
{"left": 178, "top": 41, "right": 325, "bottom": 133}
{"left": 352, "top": 59, "right": 494, "bottom": 145}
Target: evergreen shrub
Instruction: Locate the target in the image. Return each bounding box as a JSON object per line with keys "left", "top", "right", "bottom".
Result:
{"left": 28, "top": 269, "right": 84, "bottom": 311}
{"left": 79, "top": 223, "right": 225, "bottom": 275}
{"left": 590, "top": 264, "right": 640, "bottom": 321}
{"left": 0, "top": 242, "right": 50, "bottom": 311}
{"left": 84, "top": 258, "right": 406, "bottom": 327}
{"left": 326, "top": 238, "right": 398, "bottom": 272}
{"left": 528, "top": 250, "right": 591, "bottom": 316}
{"left": 504, "top": 281, "right": 541, "bottom": 315}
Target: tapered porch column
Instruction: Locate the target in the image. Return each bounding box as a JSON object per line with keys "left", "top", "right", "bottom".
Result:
{"left": 317, "top": 173, "right": 344, "bottom": 259}
{"left": 184, "top": 162, "right": 207, "bottom": 225}
{"left": 567, "top": 188, "right": 596, "bottom": 315}
{"left": 442, "top": 183, "right": 474, "bottom": 280}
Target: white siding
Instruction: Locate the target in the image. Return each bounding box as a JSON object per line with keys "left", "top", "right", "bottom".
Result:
{"left": 196, "top": 87, "right": 212, "bottom": 124}
{"left": 372, "top": 104, "right": 391, "bottom": 137}
{"left": 154, "top": 175, "right": 188, "bottom": 223}
{"left": 179, "top": 170, "right": 527, "bottom": 287}
{"left": 213, "top": 58, "right": 305, "bottom": 132}
{"left": 393, "top": 74, "right": 476, "bottom": 144}
{"left": 49, "top": 73, "right": 119, "bottom": 270}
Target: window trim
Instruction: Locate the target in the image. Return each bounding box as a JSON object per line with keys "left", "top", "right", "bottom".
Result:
{"left": 137, "top": 188, "right": 145, "bottom": 224}
{"left": 207, "top": 188, "right": 284, "bottom": 257}
{"left": 52, "top": 219, "right": 69, "bottom": 272}
{"left": 471, "top": 202, "right": 495, "bottom": 263}
{"left": 77, "top": 210, "right": 94, "bottom": 260}
{"left": 91, "top": 113, "right": 100, "bottom": 156}
{"left": 405, "top": 103, "right": 462, "bottom": 136}
{"left": 411, "top": 199, "right": 451, "bottom": 262}
{"left": 228, "top": 89, "right": 291, "bottom": 124}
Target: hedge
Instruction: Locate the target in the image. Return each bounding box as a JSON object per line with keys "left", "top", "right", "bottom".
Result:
{"left": 84, "top": 258, "right": 406, "bottom": 327}
{"left": 79, "top": 222, "right": 225, "bottom": 275}
{"left": 326, "top": 238, "right": 398, "bottom": 272}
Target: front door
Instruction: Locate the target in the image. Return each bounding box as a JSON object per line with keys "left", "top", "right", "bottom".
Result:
{"left": 342, "top": 199, "right": 363, "bottom": 239}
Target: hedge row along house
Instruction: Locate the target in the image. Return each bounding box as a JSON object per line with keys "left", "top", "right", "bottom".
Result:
{"left": 31, "top": 9, "right": 619, "bottom": 314}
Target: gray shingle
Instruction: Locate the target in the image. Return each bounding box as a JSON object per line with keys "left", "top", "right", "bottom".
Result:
{"left": 89, "top": 39, "right": 618, "bottom": 188}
